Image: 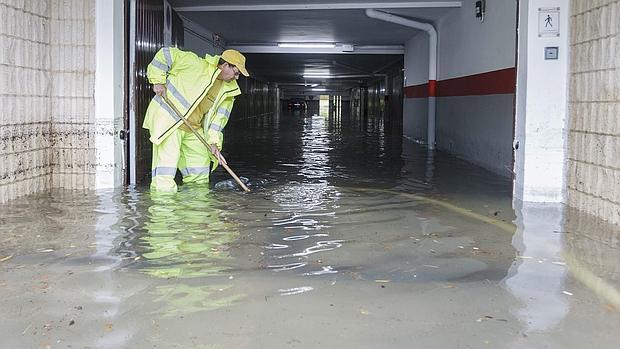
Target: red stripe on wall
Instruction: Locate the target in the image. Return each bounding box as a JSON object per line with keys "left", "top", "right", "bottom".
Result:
{"left": 404, "top": 83, "right": 429, "bottom": 98}
{"left": 404, "top": 68, "right": 516, "bottom": 98}
{"left": 428, "top": 80, "right": 437, "bottom": 97}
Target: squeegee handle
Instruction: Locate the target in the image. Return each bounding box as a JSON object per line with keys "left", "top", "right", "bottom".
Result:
{"left": 161, "top": 95, "right": 251, "bottom": 192}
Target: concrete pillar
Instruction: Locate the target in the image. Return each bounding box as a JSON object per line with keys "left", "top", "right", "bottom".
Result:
{"left": 95, "top": 0, "right": 125, "bottom": 188}
{"left": 514, "top": 0, "right": 571, "bottom": 203}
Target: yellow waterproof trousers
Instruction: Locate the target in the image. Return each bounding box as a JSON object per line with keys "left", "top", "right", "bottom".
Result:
{"left": 151, "top": 128, "right": 211, "bottom": 191}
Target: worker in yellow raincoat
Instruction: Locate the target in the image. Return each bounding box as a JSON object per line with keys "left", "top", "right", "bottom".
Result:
{"left": 143, "top": 47, "right": 249, "bottom": 191}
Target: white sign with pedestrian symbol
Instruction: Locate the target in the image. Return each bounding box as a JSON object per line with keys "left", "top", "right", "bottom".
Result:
{"left": 539, "top": 7, "right": 560, "bottom": 37}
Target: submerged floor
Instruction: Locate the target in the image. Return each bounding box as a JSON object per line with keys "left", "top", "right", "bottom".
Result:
{"left": 1, "top": 111, "right": 619, "bottom": 348}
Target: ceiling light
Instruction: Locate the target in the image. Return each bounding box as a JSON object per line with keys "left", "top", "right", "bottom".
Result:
{"left": 278, "top": 43, "right": 336, "bottom": 48}
{"left": 312, "top": 88, "right": 327, "bottom": 92}
{"left": 303, "top": 70, "right": 331, "bottom": 76}
{"left": 303, "top": 75, "right": 333, "bottom": 79}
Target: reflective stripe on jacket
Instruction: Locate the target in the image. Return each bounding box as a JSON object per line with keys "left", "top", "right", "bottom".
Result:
{"left": 142, "top": 47, "right": 241, "bottom": 149}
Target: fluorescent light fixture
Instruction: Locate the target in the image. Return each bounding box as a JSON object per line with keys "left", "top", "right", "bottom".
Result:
{"left": 311, "top": 88, "right": 327, "bottom": 92}
{"left": 303, "top": 70, "right": 331, "bottom": 76}
{"left": 303, "top": 75, "right": 333, "bottom": 79}
{"left": 278, "top": 42, "right": 336, "bottom": 48}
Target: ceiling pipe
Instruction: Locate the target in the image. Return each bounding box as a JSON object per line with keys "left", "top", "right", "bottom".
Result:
{"left": 365, "top": 9, "right": 437, "bottom": 150}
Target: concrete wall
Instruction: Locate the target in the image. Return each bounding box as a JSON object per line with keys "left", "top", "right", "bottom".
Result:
{"left": 0, "top": 1, "right": 52, "bottom": 202}
{"left": 0, "top": 0, "right": 99, "bottom": 203}
{"left": 49, "top": 0, "right": 97, "bottom": 189}
{"left": 403, "top": 0, "right": 517, "bottom": 176}
{"left": 437, "top": 1, "right": 517, "bottom": 79}
{"left": 403, "top": 32, "right": 429, "bottom": 143}
{"left": 567, "top": 0, "right": 620, "bottom": 224}
{"left": 436, "top": 94, "right": 515, "bottom": 174}
{"left": 183, "top": 19, "right": 222, "bottom": 57}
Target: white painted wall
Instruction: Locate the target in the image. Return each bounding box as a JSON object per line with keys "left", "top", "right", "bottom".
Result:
{"left": 513, "top": 0, "right": 570, "bottom": 203}
{"left": 95, "top": 0, "right": 125, "bottom": 188}
{"left": 437, "top": 0, "right": 517, "bottom": 79}
{"left": 403, "top": 0, "right": 517, "bottom": 176}
{"left": 436, "top": 94, "right": 515, "bottom": 175}
{"left": 403, "top": 99, "right": 428, "bottom": 143}
{"left": 403, "top": 32, "right": 429, "bottom": 143}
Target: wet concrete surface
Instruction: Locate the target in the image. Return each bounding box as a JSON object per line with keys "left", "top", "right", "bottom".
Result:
{"left": 1, "top": 111, "right": 619, "bottom": 348}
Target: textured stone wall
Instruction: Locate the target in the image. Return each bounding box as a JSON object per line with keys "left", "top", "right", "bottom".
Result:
{"left": 0, "top": 1, "right": 52, "bottom": 202}
{"left": 49, "top": 0, "right": 96, "bottom": 189}
{"left": 568, "top": 0, "right": 620, "bottom": 224}
{"left": 0, "top": 0, "right": 96, "bottom": 203}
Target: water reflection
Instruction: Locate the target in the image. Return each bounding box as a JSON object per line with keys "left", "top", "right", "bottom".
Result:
{"left": 123, "top": 188, "right": 247, "bottom": 316}
{"left": 504, "top": 202, "right": 569, "bottom": 334}
{"left": 151, "top": 283, "right": 245, "bottom": 317}
{"left": 139, "top": 188, "right": 238, "bottom": 279}
{"left": 265, "top": 114, "right": 343, "bottom": 280}
{"left": 563, "top": 207, "right": 620, "bottom": 308}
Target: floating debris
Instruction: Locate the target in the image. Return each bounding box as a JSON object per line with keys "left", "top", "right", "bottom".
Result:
{"left": 278, "top": 286, "right": 313, "bottom": 296}
{"left": 214, "top": 177, "right": 250, "bottom": 190}
{"left": 0, "top": 255, "right": 13, "bottom": 262}
{"left": 562, "top": 291, "right": 574, "bottom": 296}
{"left": 21, "top": 323, "right": 32, "bottom": 335}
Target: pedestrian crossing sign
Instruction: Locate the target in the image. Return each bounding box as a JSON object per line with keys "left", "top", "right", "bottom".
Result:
{"left": 539, "top": 7, "right": 560, "bottom": 37}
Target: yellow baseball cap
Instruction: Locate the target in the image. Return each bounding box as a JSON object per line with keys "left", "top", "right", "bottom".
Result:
{"left": 221, "top": 49, "right": 249, "bottom": 77}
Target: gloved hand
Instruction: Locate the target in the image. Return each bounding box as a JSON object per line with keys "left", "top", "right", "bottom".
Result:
{"left": 153, "top": 84, "right": 166, "bottom": 96}
{"left": 209, "top": 144, "right": 227, "bottom": 166}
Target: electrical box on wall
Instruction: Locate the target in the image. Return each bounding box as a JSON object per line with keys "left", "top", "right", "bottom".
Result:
{"left": 475, "top": 0, "right": 486, "bottom": 22}
{"left": 545, "top": 47, "right": 559, "bottom": 60}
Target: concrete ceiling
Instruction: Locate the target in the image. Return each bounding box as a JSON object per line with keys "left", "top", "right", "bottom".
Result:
{"left": 245, "top": 53, "right": 404, "bottom": 96}
{"left": 169, "top": 0, "right": 461, "bottom": 95}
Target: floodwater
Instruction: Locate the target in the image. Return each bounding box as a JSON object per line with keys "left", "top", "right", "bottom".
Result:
{"left": 1, "top": 110, "right": 619, "bottom": 348}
